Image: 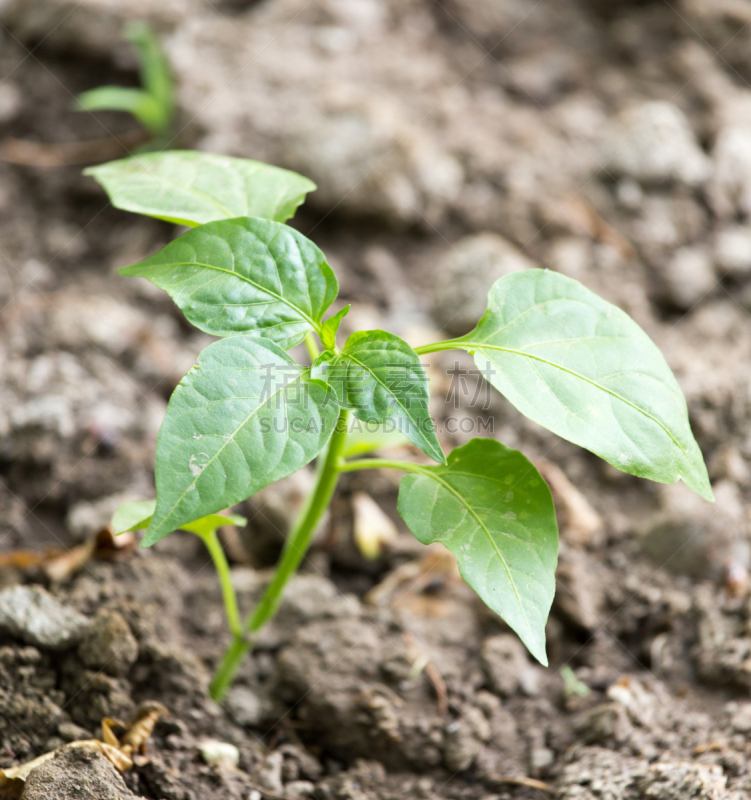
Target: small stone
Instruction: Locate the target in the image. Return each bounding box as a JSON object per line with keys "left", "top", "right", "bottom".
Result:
{"left": 285, "top": 781, "right": 316, "bottom": 799}
{"left": 57, "top": 721, "right": 92, "bottom": 742}
{"left": 431, "top": 233, "right": 536, "bottom": 336}
{"left": 661, "top": 246, "right": 716, "bottom": 310}
{"left": 0, "top": 586, "right": 89, "bottom": 650}
{"left": 0, "top": 83, "right": 21, "bottom": 123}
{"left": 714, "top": 225, "right": 751, "bottom": 278}
{"left": 729, "top": 702, "right": 751, "bottom": 733}
{"left": 77, "top": 610, "right": 138, "bottom": 676}
{"left": 530, "top": 746, "right": 555, "bottom": 772}
{"left": 709, "top": 125, "right": 751, "bottom": 219}
{"left": 199, "top": 739, "right": 240, "bottom": 770}
{"left": 608, "top": 102, "right": 709, "bottom": 186}
{"left": 224, "top": 686, "right": 271, "bottom": 727}
{"left": 258, "top": 750, "right": 284, "bottom": 793}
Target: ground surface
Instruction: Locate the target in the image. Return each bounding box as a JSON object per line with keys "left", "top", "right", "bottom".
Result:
{"left": 1, "top": 0, "right": 751, "bottom": 798}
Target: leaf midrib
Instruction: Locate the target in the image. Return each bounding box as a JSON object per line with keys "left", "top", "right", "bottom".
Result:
{"left": 152, "top": 373, "right": 306, "bottom": 536}
{"left": 342, "top": 350, "right": 441, "bottom": 462}
{"left": 142, "top": 171, "right": 236, "bottom": 218}
{"left": 463, "top": 341, "right": 696, "bottom": 476}
{"left": 151, "top": 260, "right": 320, "bottom": 331}
{"left": 408, "top": 464, "right": 532, "bottom": 639}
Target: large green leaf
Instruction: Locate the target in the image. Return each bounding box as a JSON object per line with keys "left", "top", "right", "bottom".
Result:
{"left": 397, "top": 438, "right": 558, "bottom": 665}
{"left": 85, "top": 150, "right": 316, "bottom": 226}
{"left": 313, "top": 330, "right": 445, "bottom": 464}
{"left": 120, "top": 217, "right": 338, "bottom": 349}
{"left": 454, "top": 270, "right": 712, "bottom": 501}
{"left": 143, "top": 335, "right": 339, "bottom": 546}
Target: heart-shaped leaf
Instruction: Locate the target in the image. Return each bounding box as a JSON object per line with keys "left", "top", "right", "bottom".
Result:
{"left": 120, "top": 217, "right": 338, "bottom": 350}
{"left": 455, "top": 269, "right": 712, "bottom": 501}
{"left": 85, "top": 151, "right": 316, "bottom": 226}
{"left": 143, "top": 334, "right": 339, "bottom": 546}
{"left": 397, "top": 438, "right": 558, "bottom": 664}
{"left": 313, "top": 330, "right": 444, "bottom": 464}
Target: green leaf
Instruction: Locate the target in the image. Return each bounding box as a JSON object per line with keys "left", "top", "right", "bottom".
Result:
{"left": 397, "top": 438, "right": 558, "bottom": 665}
{"left": 320, "top": 305, "right": 350, "bottom": 351}
{"left": 126, "top": 21, "right": 173, "bottom": 136}
{"left": 111, "top": 499, "right": 245, "bottom": 538}
{"left": 111, "top": 499, "right": 156, "bottom": 534}
{"left": 456, "top": 269, "right": 713, "bottom": 501}
{"left": 120, "top": 217, "right": 338, "bottom": 349}
{"left": 85, "top": 151, "right": 316, "bottom": 226}
{"left": 76, "top": 86, "right": 156, "bottom": 120}
{"left": 143, "top": 334, "right": 339, "bottom": 547}
{"left": 178, "top": 513, "right": 247, "bottom": 537}
{"left": 343, "top": 421, "right": 410, "bottom": 458}
{"left": 313, "top": 330, "right": 444, "bottom": 464}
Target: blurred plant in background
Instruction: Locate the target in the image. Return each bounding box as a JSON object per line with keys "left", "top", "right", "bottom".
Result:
{"left": 75, "top": 22, "right": 174, "bottom": 149}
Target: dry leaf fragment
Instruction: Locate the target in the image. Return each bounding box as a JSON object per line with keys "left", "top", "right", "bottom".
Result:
{"left": 0, "top": 527, "right": 136, "bottom": 584}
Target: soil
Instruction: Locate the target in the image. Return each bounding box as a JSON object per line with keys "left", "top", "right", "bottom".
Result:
{"left": 1, "top": 1, "right": 751, "bottom": 798}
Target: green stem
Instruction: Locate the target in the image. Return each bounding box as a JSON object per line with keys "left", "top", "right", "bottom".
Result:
{"left": 196, "top": 529, "right": 242, "bottom": 637}
{"left": 210, "top": 408, "right": 350, "bottom": 701}
{"left": 305, "top": 332, "right": 321, "bottom": 361}
{"left": 337, "top": 457, "right": 426, "bottom": 474}
{"left": 414, "top": 339, "right": 465, "bottom": 356}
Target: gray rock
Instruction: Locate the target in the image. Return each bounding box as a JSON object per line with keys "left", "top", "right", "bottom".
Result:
{"left": 77, "top": 610, "right": 138, "bottom": 676}
{"left": 714, "top": 225, "right": 751, "bottom": 278}
{"left": 608, "top": 102, "right": 709, "bottom": 186}
{"left": 282, "top": 105, "right": 463, "bottom": 226}
{"left": 708, "top": 125, "right": 751, "bottom": 219}
{"left": 661, "top": 246, "right": 716, "bottom": 310}
{"left": 0, "top": 586, "right": 89, "bottom": 650}
{"left": 20, "top": 744, "right": 141, "bottom": 800}
{"left": 224, "top": 686, "right": 272, "bottom": 727}
{"left": 431, "top": 233, "right": 536, "bottom": 336}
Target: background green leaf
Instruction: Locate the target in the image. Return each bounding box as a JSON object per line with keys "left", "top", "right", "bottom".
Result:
{"left": 111, "top": 499, "right": 156, "bottom": 534}
{"left": 343, "top": 422, "right": 410, "bottom": 458}
{"left": 456, "top": 269, "right": 712, "bottom": 501}
{"left": 397, "top": 438, "right": 558, "bottom": 665}
{"left": 143, "top": 335, "right": 339, "bottom": 546}
{"left": 85, "top": 150, "right": 316, "bottom": 226}
{"left": 120, "top": 217, "right": 338, "bottom": 349}
{"left": 313, "top": 330, "right": 444, "bottom": 464}
{"left": 111, "top": 500, "right": 245, "bottom": 538}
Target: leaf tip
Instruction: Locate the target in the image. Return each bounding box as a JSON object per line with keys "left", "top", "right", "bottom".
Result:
{"left": 526, "top": 635, "right": 549, "bottom": 667}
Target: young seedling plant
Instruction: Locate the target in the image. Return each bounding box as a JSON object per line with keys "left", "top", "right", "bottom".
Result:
{"left": 88, "top": 151, "right": 713, "bottom": 701}
{"left": 76, "top": 22, "right": 174, "bottom": 148}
